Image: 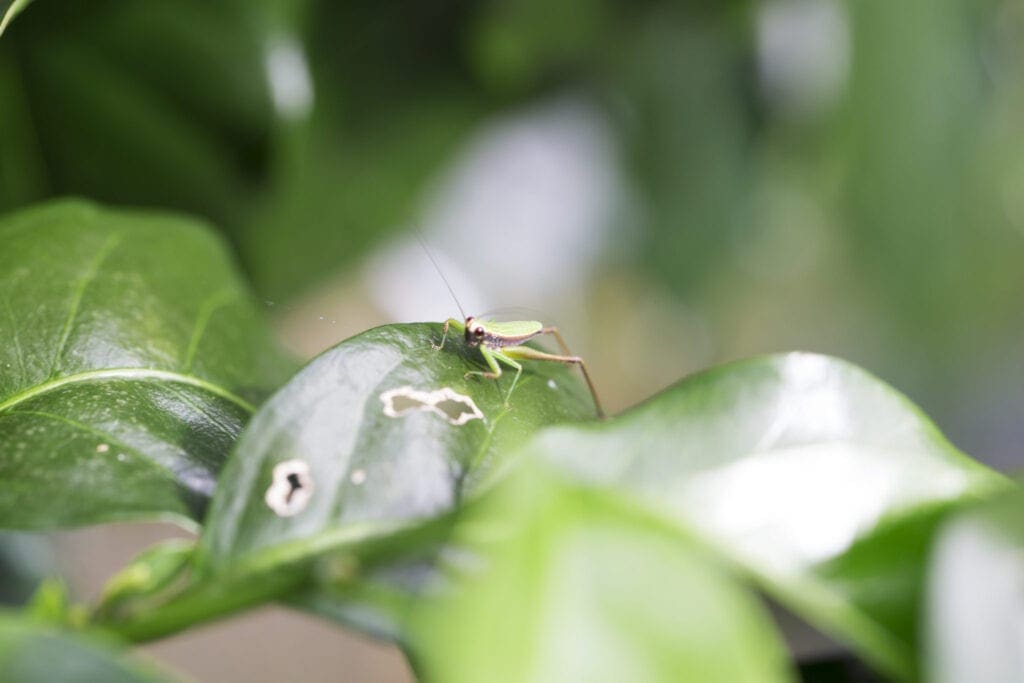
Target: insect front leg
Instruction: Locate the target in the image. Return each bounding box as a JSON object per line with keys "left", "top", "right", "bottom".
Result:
{"left": 433, "top": 318, "right": 463, "bottom": 351}
{"left": 539, "top": 326, "right": 572, "bottom": 356}
{"left": 464, "top": 345, "right": 503, "bottom": 380}
{"left": 465, "top": 347, "right": 522, "bottom": 407}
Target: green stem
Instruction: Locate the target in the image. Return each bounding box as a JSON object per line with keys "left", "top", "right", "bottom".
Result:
{"left": 96, "top": 520, "right": 413, "bottom": 642}
{"left": 100, "top": 570, "right": 304, "bottom": 642}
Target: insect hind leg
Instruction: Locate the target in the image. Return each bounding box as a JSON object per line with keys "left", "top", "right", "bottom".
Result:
{"left": 502, "top": 345, "right": 605, "bottom": 418}
{"left": 539, "top": 326, "right": 572, "bottom": 356}
{"left": 465, "top": 347, "right": 522, "bottom": 407}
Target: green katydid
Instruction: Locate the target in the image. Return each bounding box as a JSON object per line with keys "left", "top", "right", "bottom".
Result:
{"left": 418, "top": 236, "right": 605, "bottom": 418}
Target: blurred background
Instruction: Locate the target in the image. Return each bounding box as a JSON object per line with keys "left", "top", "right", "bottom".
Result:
{"left": 2, "top": 0, "right": 1023, "bottom": 679}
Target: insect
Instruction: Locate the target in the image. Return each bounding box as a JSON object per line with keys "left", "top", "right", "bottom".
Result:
{"left": 419, "top": 236, "right": 605, "bottom": 418}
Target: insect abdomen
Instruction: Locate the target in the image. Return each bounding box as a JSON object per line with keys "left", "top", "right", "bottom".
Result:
{"left": 483, "top": 331, "right": 541, "bottom": 348}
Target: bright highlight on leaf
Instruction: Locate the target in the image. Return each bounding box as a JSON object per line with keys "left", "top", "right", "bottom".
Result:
{"left": 926, "top": 490, "right": 1024, "bottom": 683}
{"left": 408, "top": 471, "right": 797, "bottom": 683}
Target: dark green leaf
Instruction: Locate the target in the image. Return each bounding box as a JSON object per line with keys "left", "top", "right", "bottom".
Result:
{"left": 0, "top": 533, "right": 53, "bottom": 605}
{"left": 925, "top": 489, "right": 1024, "bottom": 682}
{"left": 0, "top": 614, "right": 172, "bottom": 682}
{"left": 408, "top": 469, "right": 796, "bottom": 683}
{"left": 0, "top": 199, "right": 292, "bottom": 530}
{"left": 0, "top": 0, "right": 275, "bottom": 239}
{"left": 523, "top": 353, "right": 1007, "bottom": 680}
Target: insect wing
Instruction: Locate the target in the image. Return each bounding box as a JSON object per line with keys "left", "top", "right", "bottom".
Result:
{"left": 482, "top": 320, "right": 544, "bottom": 338}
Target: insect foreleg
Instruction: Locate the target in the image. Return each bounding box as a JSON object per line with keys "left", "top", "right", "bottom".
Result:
{"left": 465, "top": 347, "right": 523, "bottom": 407}
{"left": 464, "top": 345, "right": 503, "bottom": 380}
{"left": 433, "top": 318, "right": 464, "bottom": 351}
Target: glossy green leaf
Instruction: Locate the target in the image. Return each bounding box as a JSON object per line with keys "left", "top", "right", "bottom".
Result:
{"left": 0, "top": 614, "right": 171, "bottom": 682}
{"left": 0, "top": 200, "right": 292, "bottom": 530}
{"left": 198, "top": 322, "right": 595, "bottom": 572}
{"left": 925, "top": 489, "right": 1024, "bottom": 683}
{"left": 408, "top": 470, "right": 795, "bottom": 683}
{"left": 523, "top": 353, "right": 1007, "bottom": 680}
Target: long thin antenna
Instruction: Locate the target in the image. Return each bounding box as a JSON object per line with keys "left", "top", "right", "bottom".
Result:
{"left": 413, "top": 227, "right": 467, "bottom": 319}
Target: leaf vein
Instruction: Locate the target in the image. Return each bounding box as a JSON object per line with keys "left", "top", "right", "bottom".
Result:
{"left": 49, "top": 233, "right": 122, "bottom": 377}
{"left": 163, "top": 382, "right": 239, "bottom": 441}
{"left": 183, "top": 288, "right": 239, "bottom": 373}
{"left": 0, "top": 367, "right": 254, "bottom": 415}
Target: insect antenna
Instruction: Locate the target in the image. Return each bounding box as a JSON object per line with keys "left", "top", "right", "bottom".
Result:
{"left": 413, "top": 228, "right": 467, "bottom": 319}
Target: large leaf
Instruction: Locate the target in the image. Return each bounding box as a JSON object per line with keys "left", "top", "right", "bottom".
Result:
{"left": 0, "top": 614, "right": 171, "bottom": 682}
{"left": 522, "top": 353, "right": 1007, "bottom": 680}
{"left": 198, "top": 322, "right": 595, "bottom": 570}
{"left": 92, "top": 323, "right": 594, "bottom": 640}
{"left": 0, "top": 199, "right": 291, "bottom": 529}
{"left": 408, "top": 469, "right": 795, "bottom": 683}
{"left": 925, "top": 489, "right": 1024, "bottom": 683}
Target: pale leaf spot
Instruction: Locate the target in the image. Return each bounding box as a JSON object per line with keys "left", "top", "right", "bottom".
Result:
{"left": 265, "top": 459, "right": 315, "bottom": 517}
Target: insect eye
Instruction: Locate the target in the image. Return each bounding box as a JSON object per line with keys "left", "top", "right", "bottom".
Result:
{"left": 474, "top": 328, "right": 484, "bottom": 337}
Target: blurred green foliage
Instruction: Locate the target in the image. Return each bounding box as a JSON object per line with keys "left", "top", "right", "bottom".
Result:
{"left": 2, "top": 3, "right": 1024, "bottom": 680}
{"left": 0, "top": 534, "right": 51, "bottom": 606}
{"left": 2, "top": 0, "right": 1023, "bottom": 457}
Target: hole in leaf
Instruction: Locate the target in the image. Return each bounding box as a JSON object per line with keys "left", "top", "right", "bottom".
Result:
{"left": 380, "top": 386, "right": 484, "bottom": 426}
{"left": 264, "top": 459, "right": 314, "bottom": 517}
{"left": 389, "top": 394, "right": 429, "bottom": 414}
{"left": 434, "top": 397, "right": 480, "bottom": 424}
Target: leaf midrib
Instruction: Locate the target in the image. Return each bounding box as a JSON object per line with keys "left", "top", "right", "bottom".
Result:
{"left": 0, "top": 367, "right": 255, "bottom": 414}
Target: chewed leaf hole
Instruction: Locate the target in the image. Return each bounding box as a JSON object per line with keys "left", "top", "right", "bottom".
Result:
{"left": 264, "top": 459, "right": 314, "bottom": 517}
{"left": 380, "top": 386, "right": 484, "bottom": 426}
{"left": 389, "top": 394, "right": 429, "bottom": 414}
{"left": 434, "top": 398, "right": 480, "bottom": 424}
